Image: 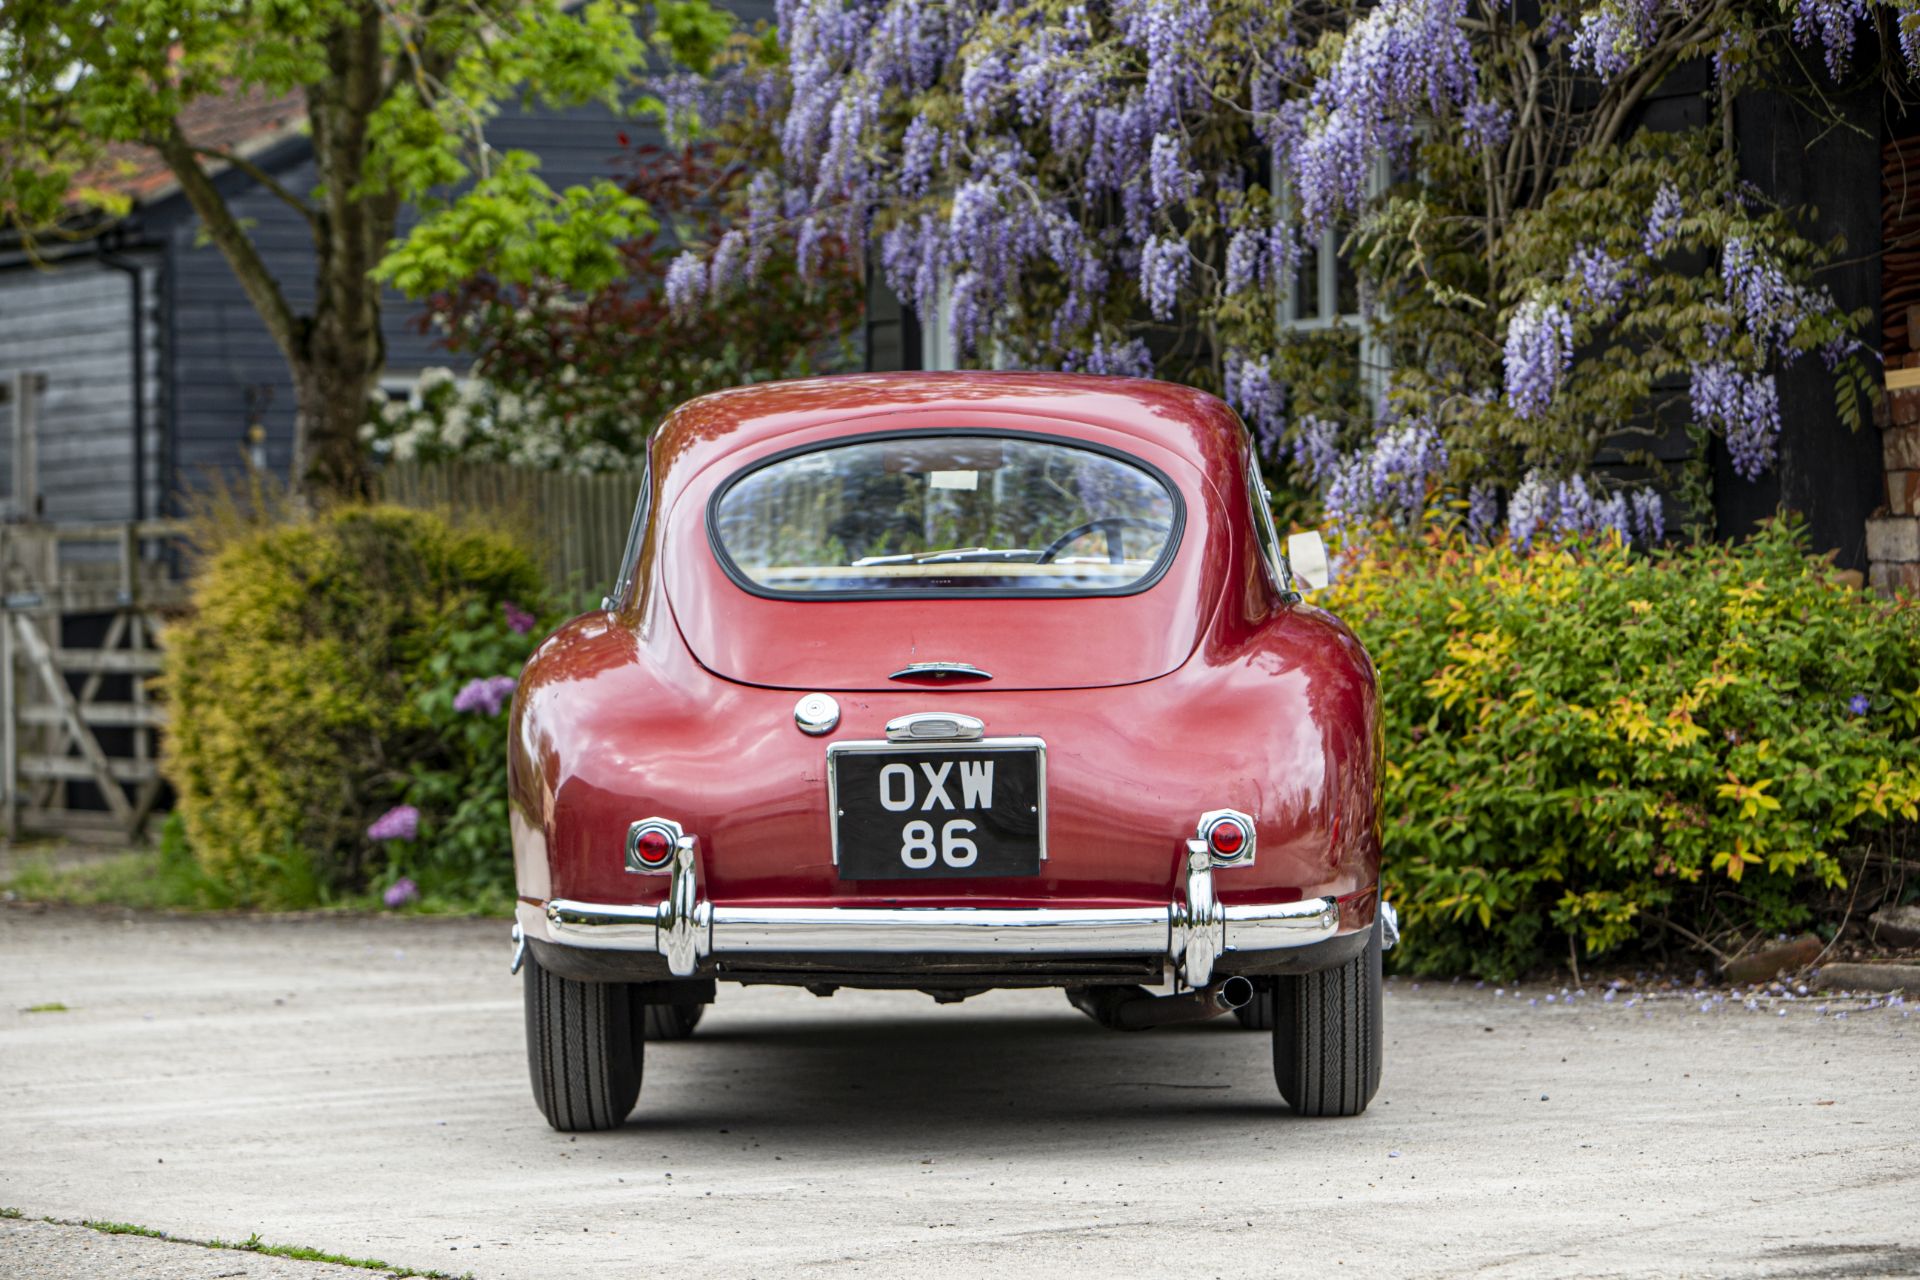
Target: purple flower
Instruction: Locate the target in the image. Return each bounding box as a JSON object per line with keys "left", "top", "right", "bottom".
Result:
{"left": 1552, "top": 473, "right": 1597, "bottom": 537}
{"left": 1848, "top": 694, "right": 1870, "bottom": 716}
{"left": 453, "top": 675, "right": 519, "bottom": 717}
{"left": 383, "top": 877, "right": 419, "bottom": 908}
{"left": 709, "top": 230, "right": 748, "bottom": 295}
{"left": 1287, "top": 0, "right": 1476, "bottom": 232}
{"left": 503, "top": 601, "right": 536, "bottom": 635}
{"left": 1140, "top": 236, "right": 1188, "bottom": 320}
{"left": 1507, "top": 470, "right": 1555, "bottom": 548}
{"left": 1224, "top": 353, "right": 1285, "bottom": 445}
{"left": 663, "top": 252, "right": 706, "bottom": 313}
{"left": 1792, "top": 0, "right": 1870, "bottom": 78}
{"left": 900, "top": 114, "right": 942, "bottom": 199}
{"left": 1064, "top": 332, "right": 1155, "bottom": 378}
{"left": 1291, "top": 416, "right": 1342, "bottom": 486}
{"left": 1466, "top": 481, "right": 1499, "bottom": 542}
{"left": 1630, "top": 489, "right": 1665, "bottom": 544}
{"left": 1461, "top": 100, "right": 1511, "bottom": 153}
{"left": 367, "top": 805, "right": 420, "bottom": 842}
{"left": 1569, "top": 245, "right": 1626, "bottom": 312}
{"left": 1224, "top": 228, "right": 1264, "bottom": 295}
{"left": 1148, "top": 132, "right": 1194, "bottom": 208}
{"left": 1571, "top": 10, "right": 1636, "bottom": 81}
{"left": 1644, "top": 183, "right": 1682, "bottom": 256}
{"left": 1504, "top": 299, "right": 1573, "bottom": 420}
{"left": 1690, "top": 361, "right": 1781, "bottom": 481}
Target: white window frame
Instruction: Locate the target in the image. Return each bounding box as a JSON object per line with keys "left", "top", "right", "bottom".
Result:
{"left": 1276, "top": 163, "right": 1391, "bottom": 416}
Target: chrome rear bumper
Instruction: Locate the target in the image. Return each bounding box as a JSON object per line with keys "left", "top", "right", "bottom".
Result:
{"left": 523, "top": 838, "right": 1342, "bottom": 988}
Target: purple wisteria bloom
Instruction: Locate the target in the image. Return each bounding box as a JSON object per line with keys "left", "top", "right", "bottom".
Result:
{"left": 709, "top": 231, "right": 748, "bottom": 295}
{"left": 1064, "top": 333, "right": 1155, "bottom": 378}
{"left": 900, "top": 115, "right": 942, "bottom": 199}
{"left": 1690, "top": 361, "right": 1781, "bottom": 481}
{"left": 1792, "top": 0, "right": 1870, "bottom": 77}
{"left": 1466, "top": 481, "right": 1499, "bottom": 542}
{"left": 1224, "top": 228, "right": 1264, "bottom": 295}
{"left": 383, "top": 877, "right": 420, "bottom": 908}
{"left": 1288, "top": 0, "right": 1476, "bottom": 231}
{"left": 1848, "top": 693, "right": 1871, "bottom": 716}
{"left": 453, "top": 675, "right": 519, "bottom": 717}
{"left": 1291, "top": 416, "right": 1342, "bottom": 486}
{"left": 1630, "top": 489, "right": 1665, "bottom": 544}
{"left": 1571, "top": 9, "right": 1636, "bottom": 81}
{"left": 503, "top": 601, "right": 536, "bottom": 635}
{"left": 1224, "top": 353, "right": 1284, "bottom": 445}
{"left": 1569, "top": 245, "right": 1627, "bottom": 312}
{"left": 1314, "top": 418, "right": 1448, "bottom": 529}
{"left": 1504, "top": 299, "right": 1574, "bottom": 420}
{"left": 1506, "top": 470, "right": 1554, "bottom": 547}
{"left": 1722, "top": 236, "right": 1813, "bottom": 363}
{"left": 1140, "top": 236, "right": 1188, "bottom": 320}
{"left": 367, "top": 805, "right": 420, "bottom": 842}
{"left": 663, "top": 252, "right": 706, "bottom": 313}
{"left": 1643, "top": 183, "right": 1682, "bottom": 256}
{"left": 1461, "top": 100, "right": 1511, "bottom": 153}
{"left": 1148, "top": 132, "right": 1194, "bottom": 208}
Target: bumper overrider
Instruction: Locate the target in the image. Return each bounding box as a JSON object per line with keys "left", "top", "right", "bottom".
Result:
{"left": 518, "top": 837, "right": 1363, "bottom": 989}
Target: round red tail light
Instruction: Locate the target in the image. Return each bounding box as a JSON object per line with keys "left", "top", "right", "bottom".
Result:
{"left": 634, "top": 826, "right": 674, "bottom": 867}
{"left": 1207, "top": 817, "right": 1247, "bottom": 858}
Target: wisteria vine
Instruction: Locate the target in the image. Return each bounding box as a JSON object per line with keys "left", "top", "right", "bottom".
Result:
{"left": 657, "top": 0, "right": 1889, "bottom": 548}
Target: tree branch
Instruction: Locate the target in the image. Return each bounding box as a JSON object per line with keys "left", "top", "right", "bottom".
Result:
{"left": 189, "top": 145, "right": 322, "bottom": 239}
{"left": 150, "top": 121, "right": 302, "bottom": 366}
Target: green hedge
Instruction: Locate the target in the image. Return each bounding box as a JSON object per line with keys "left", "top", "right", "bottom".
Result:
{"left": 162, "top": 505, "right": 544, "bottom": 907}
{"left": 1327, "top": 520, "right": 1920, "bottom": 978}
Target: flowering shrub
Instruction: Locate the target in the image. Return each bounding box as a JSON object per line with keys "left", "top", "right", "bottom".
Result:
{"left": 369, "top": 599, "right": 552, "bottom": 912}
{"left": 666, "top": 0, "right": 1887, "bottom": 537}
{"left": 164, "top": 507, "right": 544, "bottom": 906}
{"left": 1327, "top": 520, "right": 1920, "bottom": 978}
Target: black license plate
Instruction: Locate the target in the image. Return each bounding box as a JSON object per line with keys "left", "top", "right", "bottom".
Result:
{"left": 830, "top": 743, "right": 1045, "bottom": 879}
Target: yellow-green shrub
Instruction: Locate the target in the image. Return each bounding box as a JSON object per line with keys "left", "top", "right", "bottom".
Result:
{"left": 1326, "top": 519, "right": 1920, "bottom": 978}
{"left": 163, "top": 505, "right": 543, "bottom": 904}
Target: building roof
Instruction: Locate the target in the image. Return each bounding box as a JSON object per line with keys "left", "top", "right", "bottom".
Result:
{"left": 76, "top": 84, "right": 307, "bottom": 207}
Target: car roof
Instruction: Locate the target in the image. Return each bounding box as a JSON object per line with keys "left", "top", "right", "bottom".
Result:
{"left": 649, "top": 372, "right": 1249, "bottom": 495}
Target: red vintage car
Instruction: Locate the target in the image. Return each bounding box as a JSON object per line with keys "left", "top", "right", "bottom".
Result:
{"left": 508, "top": 372, "right": 1392, "bottom": 1130}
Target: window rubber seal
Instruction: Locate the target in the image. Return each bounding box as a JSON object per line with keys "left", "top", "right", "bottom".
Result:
{"left": 704, "top": 425, "right": 1188, "bottom": 603}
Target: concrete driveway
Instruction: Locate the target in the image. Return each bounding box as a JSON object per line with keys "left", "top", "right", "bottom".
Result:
{"left": 2, "top": 906, "right": 1916, "bottom": 1279}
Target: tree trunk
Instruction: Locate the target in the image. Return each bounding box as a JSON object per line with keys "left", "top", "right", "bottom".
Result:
{"left": 290, "top": 342, "right": 377, "bottom": 502}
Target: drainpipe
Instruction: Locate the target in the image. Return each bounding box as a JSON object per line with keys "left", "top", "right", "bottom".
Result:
{"left": 96, "top": 244, "right": 147, "bottom": 523}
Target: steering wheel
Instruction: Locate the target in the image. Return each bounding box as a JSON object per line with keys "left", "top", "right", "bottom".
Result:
{"left": 1036, "top": 517, "right": 1173, "bottom": 565}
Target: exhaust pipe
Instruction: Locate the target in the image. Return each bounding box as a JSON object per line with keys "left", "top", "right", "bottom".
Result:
{"left": 1068, "top": 975, "right": 1255, "bottom": 1031}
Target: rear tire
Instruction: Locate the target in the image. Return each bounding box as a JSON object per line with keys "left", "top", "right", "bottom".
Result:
{"left": 643, "top": 1001, "right": 706, "bottom": 1040}
{"left": 1232, "top": 979, "right": 1276, "bottom": 1030}
{"left": 1273, "top": 919, "right": 1383, "bottom": 1116}
{"left": 523, "top": 950, "right": 643, "bottom": 1132}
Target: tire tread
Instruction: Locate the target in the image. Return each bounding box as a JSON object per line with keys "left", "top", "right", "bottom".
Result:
{"left": 524, "top": 953, "right": 642, "bottom": 1131}
{"left": 1273, "top": 921, "right": 1382, "bottom": 1116}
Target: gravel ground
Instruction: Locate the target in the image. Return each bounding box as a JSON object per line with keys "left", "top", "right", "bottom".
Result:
{"left": 2, "top": 904, "right": 1917, "bottom": 1279}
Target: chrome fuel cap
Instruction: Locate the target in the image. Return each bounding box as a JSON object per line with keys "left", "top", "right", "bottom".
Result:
{"left": 794, "top": 692, "right": 841, "bottom": 736}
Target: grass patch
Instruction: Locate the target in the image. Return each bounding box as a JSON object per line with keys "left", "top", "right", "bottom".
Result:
{"left": 0, "top": 1207, "right": 22, "bottom": 1219}
{"left": 83, "top": 1219, "right": 167, "bottom": 1238}
{"left": 3, "top": 817, "right": 510, "bottom": 919}
{"left": 21, "top": 1002, "right": 68, "bottom": 1014}
{"left": 53, "top": 1217, "right": 471, "bottom": 1277}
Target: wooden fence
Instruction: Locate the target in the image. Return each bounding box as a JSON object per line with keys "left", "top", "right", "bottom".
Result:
{"left": 376, "top": 460, "right": 642, "bottom": 596}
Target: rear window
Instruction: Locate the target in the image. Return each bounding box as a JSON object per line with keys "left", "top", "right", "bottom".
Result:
{"left": 709, "top": 432, "right": 1182, "bottom": 597}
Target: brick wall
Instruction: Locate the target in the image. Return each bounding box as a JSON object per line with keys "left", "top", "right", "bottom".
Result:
{"left": 1869, "top": 385, "right": 1920, "bottom": 595}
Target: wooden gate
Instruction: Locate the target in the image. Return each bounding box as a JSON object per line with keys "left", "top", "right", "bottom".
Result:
{"left": 0, "top": 521, "right": 186, "bottom": 842}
